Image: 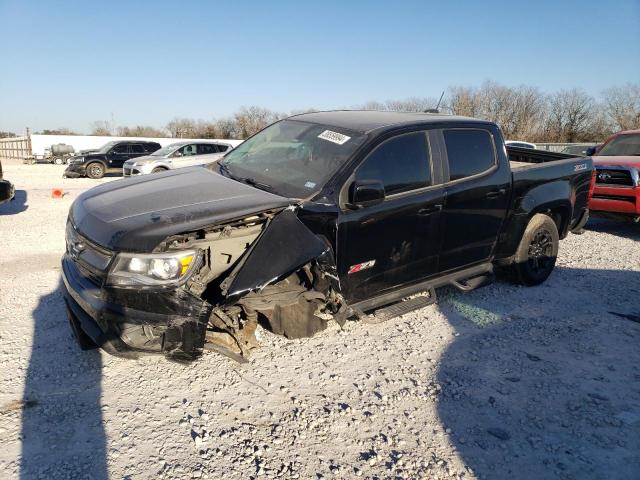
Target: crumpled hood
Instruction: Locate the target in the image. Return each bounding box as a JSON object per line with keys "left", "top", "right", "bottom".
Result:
{"left": 71, "top": 167, "right": 292, "bottom": 252}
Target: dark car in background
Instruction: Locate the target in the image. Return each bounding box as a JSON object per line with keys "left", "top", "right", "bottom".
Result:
{"left": 0, "top": 158, "right": 15, "bottom": 205}
{"left": 63, "top": 141, "right": 161, "bottom": 179}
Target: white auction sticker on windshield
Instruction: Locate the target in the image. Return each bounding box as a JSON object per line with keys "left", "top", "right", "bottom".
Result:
{"left": 318, "top": 130, "right": 351, "bottom": 145}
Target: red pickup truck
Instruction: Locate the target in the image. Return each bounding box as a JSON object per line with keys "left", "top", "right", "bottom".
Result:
{"left": 588, "top": 129, "right": 640, "bottom": 221}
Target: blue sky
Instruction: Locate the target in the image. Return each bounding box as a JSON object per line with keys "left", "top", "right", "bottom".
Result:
{"left": 1, "top": 0, "right": 638, "bottom": 134}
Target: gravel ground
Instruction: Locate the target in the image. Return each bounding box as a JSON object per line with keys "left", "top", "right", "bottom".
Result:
{"left": 0, "top": 162, "right": 639, "bottom": 480}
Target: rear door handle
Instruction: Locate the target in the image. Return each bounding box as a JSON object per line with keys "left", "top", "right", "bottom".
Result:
{"left": 418, "top": 204, "right": 443, "bottom": 215}
{"left": 486, "top": 188, "right": 506, "bottom": 199}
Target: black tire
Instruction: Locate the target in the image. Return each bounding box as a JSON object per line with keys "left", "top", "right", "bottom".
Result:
{"left": 66, "top": 306, "right": 98, "bottom": 350}
{"left": 86, "top": 162, "right": 105, "bottom": 179}
{"left": 53, "top": 157, "right": 64, "bottom": 165}
{"left": 509, "top": 213, "right": 559, "bottom": 286}
{"left": 152, "top": 167, "right": 167, "bottom": 173}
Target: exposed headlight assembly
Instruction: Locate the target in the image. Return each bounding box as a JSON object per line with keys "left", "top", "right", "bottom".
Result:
{"left": 71, "top": 156, "right": 84, "bottom": 164}
{"left": 107, "top": 250, "right": 202, "bottom": 288}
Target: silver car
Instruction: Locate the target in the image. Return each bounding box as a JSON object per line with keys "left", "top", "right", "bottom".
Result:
{"left": 123, "top": 141, "right": 236, "bottom": 176}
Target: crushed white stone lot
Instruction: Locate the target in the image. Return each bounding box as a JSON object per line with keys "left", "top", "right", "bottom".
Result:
{"left": 1, "top": 163, "right": 639, "bottom": 480}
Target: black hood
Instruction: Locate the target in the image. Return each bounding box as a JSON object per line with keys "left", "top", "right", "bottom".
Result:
{"left": 71, "top": 167, "right": 292, "bottom": 251}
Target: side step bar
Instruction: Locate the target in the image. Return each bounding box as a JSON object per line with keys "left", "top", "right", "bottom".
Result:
{"left": 350, "top": 263, "right": 494, "bottom": 320}
{"left": 363, "top": 289, "right": 437, "bottom": 324}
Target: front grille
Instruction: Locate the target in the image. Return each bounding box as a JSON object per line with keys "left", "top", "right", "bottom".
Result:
{"left": 592, "top": 194, "right": 636, "bottom": 203}
{"left": 66, "top": 222, "right": 114, "bottom": 281}
{"left": 595, "top": 168, "right": 634, "bottom": 186}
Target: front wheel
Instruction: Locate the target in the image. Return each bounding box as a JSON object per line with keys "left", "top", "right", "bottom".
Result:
{"left": 152, "top": 167, "right": 168, "bottom": 173}
{"left": 86, "top": 162, "right": 105, "bottom": 179}
{"left": 509, "top": 213, "right": 559, "bottom": 286}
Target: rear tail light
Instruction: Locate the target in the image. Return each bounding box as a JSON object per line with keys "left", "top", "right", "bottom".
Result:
{"left": 588, "top": 168, "right": 596, "bottom": 200}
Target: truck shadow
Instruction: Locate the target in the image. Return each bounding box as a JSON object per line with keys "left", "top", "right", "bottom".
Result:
{"left": 435, "top": 266, "right": 640, "bottom": 480}
{"left": 584, "top": 218, "right": 640, "bottom": 241}
{"left": 20, "top": 281, "right": 108, "bottom": 479}
{"left": 0, "top": 190, "right": 28, "bottom": 215}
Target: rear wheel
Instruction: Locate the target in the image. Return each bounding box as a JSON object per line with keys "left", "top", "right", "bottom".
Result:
{"left": 53, "top": 157, "right": 64, "bottom": 165}
{"left": 86, "top": 162, "right": 105, "bottom": 179}
{"left": 509, "top": 213, "right": 559, "bottom": 286}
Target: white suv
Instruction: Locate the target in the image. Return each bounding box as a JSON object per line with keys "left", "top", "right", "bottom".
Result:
{"left": 123, "top": 140, "right": 239, "bottom": 176}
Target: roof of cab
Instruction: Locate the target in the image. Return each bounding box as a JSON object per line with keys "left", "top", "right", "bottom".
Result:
{"left": 288, "top": 110, "right": 492, "bottom": 134}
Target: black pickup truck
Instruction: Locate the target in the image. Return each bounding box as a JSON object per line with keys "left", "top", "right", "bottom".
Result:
{"left": 62, "top": 111, "right": 593, "bottom": 362}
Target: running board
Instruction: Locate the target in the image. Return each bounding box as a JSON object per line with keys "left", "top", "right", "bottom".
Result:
{"left": 364, "top": 289, "right": 437, "bottom": 324}
{"left": 350, "top": 262, "right": 494, "bottom": 314}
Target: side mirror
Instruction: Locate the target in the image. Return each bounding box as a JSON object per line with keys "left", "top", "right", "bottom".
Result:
{"left": 348, "top": 180, "right": 385, "bottom": 208}
{"left": 585, "top": 146, "right": 596, "bottom": 156}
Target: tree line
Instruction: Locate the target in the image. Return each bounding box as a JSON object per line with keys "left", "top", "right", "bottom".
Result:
{"left": 12, "top": 81, "right": 640, "bottom": 143}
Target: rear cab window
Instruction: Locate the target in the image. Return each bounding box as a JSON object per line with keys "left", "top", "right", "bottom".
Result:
{"left": 443, "top": 129, "right": 496, "bottom": 181}
{"left": 355, "top": 132, "right": 431, "bottom": 196}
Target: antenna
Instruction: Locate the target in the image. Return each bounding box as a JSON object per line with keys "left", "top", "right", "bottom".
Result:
{"left": 424, "top": 91, "right": 445, "bottom": 114}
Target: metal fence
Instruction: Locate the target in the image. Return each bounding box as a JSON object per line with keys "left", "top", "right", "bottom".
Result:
{"left": 534, "top": 143, "right": 597, "bottom": 153}
{"left": 0, "top": 136, "right": 31, "bottom": 160}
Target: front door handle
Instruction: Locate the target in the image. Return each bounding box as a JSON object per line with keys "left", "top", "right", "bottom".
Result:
{"left": 418, "top": 204, "right": 443, "bottom": 215}
{"left": 486, "top": 188, "right": 506, "bottom": 199}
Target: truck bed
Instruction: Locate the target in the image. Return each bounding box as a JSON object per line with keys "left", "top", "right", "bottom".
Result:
{"left": 507, "top": 146, "right": 578, "bottom": 167}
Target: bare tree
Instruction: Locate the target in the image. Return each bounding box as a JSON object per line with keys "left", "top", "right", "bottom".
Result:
{"left": 447, "top": 86, "right": 484, "bottom": 118}
{"left": 37, "top": 128, "right": 77, "bottom": 135}
{"left": 117, "top": 125, "right": 166, "bottom": 137}
{"left": 233, "top": 106, "right": 280, "bottom": 138}
{"left": 90, "top": 120, "right": 112, "bottom": 136}
{"left": 602, "top": 83, "right": 640, "bottom": 131}
{"left": 166, "top": 118, "right": 197, "bottom": 138}
{"left": 544, "top": 89, "right": 596, "bottom": 142}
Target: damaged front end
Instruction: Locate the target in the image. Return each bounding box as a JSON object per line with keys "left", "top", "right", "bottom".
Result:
{"left": 180, "top": 208, "right": 345, "bottom": 362}
{"left": 63, "top": 207, "right": 344, "bottom": 362}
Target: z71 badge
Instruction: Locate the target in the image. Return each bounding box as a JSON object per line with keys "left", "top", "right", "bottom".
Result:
{"left": 348, "top": 260, "right": 376, "bottom": 274}
{"left": 574, "top": 163, "right": 587, "bottom": 172}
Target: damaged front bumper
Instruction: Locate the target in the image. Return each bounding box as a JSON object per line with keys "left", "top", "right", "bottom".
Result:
{"left": 61, "top": 254, "right": 213, "bottom": 361}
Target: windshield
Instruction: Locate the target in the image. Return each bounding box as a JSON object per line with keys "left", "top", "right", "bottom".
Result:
{"left": 219, "top": 120, "right": 365, "bottom": 198}
{"left": 96, "top": 141, "right": 118, "bottom": 153}
{"left": 152, "top": 143, "right": 184, "bottom": 156}
{"left": 598, "top": 134, "right": 640, "bottom": 156}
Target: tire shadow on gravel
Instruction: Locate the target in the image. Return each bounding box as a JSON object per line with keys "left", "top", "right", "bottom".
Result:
{"left": 0, "top": 190, "right": 28, "bottom": 215}
{"left": 584, "top": 218, "right": 640, "bottom": 241}
{"left": 20, "top": 281, "right": 107, "bottom": 480}
{"left": 435, "top": 267, "right": 640, "bottom": 480}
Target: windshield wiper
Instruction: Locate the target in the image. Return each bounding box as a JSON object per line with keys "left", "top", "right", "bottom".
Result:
{"left": 218, "top": 163, "right": 274, "bottom": 192}
{"left": 243, "top": 177, "right": 274, "bottom": 192}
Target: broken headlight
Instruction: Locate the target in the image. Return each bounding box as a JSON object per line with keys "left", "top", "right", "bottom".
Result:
{"left": 106, "top": 250, "right": 202, "bottom": 288}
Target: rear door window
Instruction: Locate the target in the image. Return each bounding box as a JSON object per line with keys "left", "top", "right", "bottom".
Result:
{"left": 111, "top": 144, "right": 129, "bottom": 154}
{"left": 356, "top": 132, "right": 431, "bottom": 195}
{"left": 444, "top": 129, "right": 496, "bottom": 181}
{"left": 198, "top": 144, "right": 218, "bottom": 155}
{"left": 130, "top": 144, "right": 145, "bottom": 154}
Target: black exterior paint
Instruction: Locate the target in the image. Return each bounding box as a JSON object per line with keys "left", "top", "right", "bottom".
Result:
{"left": 0, "top": 160, "right": 15, "bottom": 205}
{"left": 63, "top": 141, "right": 161, "bottom": 178}
{"left": 62, "top": 111, "right": 593, "bottom": 359}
